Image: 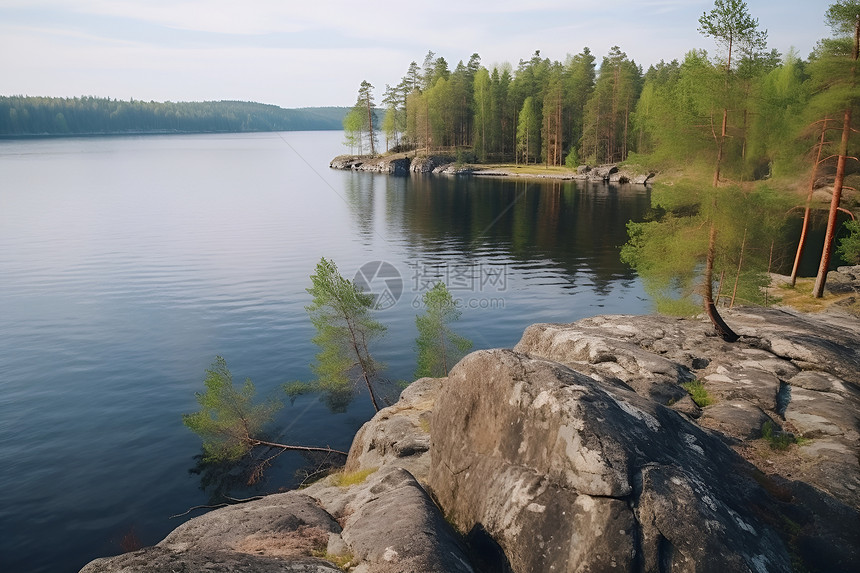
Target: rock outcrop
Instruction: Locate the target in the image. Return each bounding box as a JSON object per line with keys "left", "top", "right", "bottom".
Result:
{"left": 330, "top": 155, "right": 655, "bottom": 184}
{"left": 329, "top": 154, "right": 410, "bottom": 175}
{"left": 81, "top": 307, "right": 860, "bottom": 573}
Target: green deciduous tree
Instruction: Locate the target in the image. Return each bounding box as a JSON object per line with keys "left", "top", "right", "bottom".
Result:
{"left": 517, "top": 96, "right": 540, "bottom": 164}
{"left": 415, "top": 282, "right": 472, "bottom": 378}
{"left": 342, "top": 106, "right": 364, "bottom": 154}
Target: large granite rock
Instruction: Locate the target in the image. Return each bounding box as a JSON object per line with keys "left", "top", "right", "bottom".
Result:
{"left": 514, "top": 308, "right": 860, "bottom": 510}
{"left": 429, "top": 349, "right": 796, "bottom": 572}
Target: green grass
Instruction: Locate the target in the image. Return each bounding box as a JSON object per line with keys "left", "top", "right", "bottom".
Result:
{"left": 681, "top": 380, "right": 715, "bottom": 407}
{"left": 312, "top": 549, "right": 355, "bottom": 570}
{"left": 331, "top": 467, "right": 378, "bottom": 488}
{"left": 762, "top": 420, "right": 807, "bottom": 450}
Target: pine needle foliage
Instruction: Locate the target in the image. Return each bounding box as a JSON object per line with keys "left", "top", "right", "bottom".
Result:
{"left": 837, "top": 220, "right": 860, "bottom": 264}
{"left": 415, "top": 282, "right": 472, "bottom": 378}
{"left": 183, "top": 356, "right": 282, "bottom": 463}
{"left": 305, "top": 257, "right": 386, "bottom": 412}
{"left": 621, "top": 179, "right": 793, "bottom": 315}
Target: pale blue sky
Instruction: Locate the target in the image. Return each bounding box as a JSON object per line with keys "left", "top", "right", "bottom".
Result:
{"left": 0, "top": 1, "right": 833, "bottom": 108}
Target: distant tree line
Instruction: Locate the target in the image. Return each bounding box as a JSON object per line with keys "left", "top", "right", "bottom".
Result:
{"left": 0, "top": 96, "right": 347, "bottom": 136}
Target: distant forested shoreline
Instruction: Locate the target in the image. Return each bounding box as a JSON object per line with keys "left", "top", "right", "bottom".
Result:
{"left": 0, "top": 96, "right": 348, "bottom": 137}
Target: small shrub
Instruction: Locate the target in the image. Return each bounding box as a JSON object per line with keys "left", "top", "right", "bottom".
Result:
{"left": 836, "top": 220, "right": 860, "bottom": 265}
{"left": 762, "top": 420, "right": 803, "bottom": 450}
{"left": 455, "top": 149, "right": 477, "bottom": 165}
{"left": 564, "top": 147, "right": 579, "bottom": 168}
{"left": 332, "top": 467, "right": 377, "bottom": 488}
{"left": 680, "top": 380, "right": 714, "bottom": 407}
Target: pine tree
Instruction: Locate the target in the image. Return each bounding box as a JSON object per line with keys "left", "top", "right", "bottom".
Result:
{"left": 356, "top": 80, "right": 378, "bottom": 155}
{"left": 306, "top": 258, "right": 386, "bottom": 412}
{"left": 183, "top": 356, "right": 346, "bottom": 464}
{"left": 812, "top": 1, "right": 860, "bottom": 297}
{"left": 415, "top": 283, "right": 472, "bottom": 378}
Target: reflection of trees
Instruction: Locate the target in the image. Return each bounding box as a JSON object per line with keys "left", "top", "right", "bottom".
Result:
{"left": 392, "top": 174, "right": 651, "bottom": 285}
{"left": 343, "top": 173, "right": 377, "bottom": 241}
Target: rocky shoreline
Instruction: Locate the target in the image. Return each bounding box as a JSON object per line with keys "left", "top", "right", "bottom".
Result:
{"left": 81, "top": 298, "right": 860, "bottom": 572}
{"left": 330, "top": 153, "right": 655, "bottom": 185}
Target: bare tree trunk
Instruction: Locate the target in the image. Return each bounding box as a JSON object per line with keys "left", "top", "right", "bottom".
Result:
{"left": 252, "top": 439, "right": 348, "bottom": 457}
{"left": 623, "top": 97, "right": 629, "bottom": 161}
{"left": 813, "top": 108, "right": 853, "bottom": 298}
{"left": 365, "top": 94, "right": 376, "bottom": 156}
{"left": 730, "top": 228, "right": 746, "bottom": 308}
{"left": 713, "top": 107, "right": 727, "bottom": 187}
{"left": 791, "top": 120, "right": 828, "bottom": 286}
{"left": 812, "top": 15, "right": 858, "bottom": 297}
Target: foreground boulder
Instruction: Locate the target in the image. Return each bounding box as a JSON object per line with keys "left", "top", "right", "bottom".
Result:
{"left": 430, "top": 349, "right": 797, "bottom": 572}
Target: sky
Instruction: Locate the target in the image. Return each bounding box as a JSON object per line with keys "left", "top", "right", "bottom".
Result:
{"left": 0, "top": 0, "right": 834, "bottom": 109}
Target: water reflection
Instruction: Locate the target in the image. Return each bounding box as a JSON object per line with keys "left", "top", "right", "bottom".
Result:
{"left": 343, "top": 173, "right": 377, "bottom": 242}
{"left": 369, "top": 175, "right": 651, "bottom": 293}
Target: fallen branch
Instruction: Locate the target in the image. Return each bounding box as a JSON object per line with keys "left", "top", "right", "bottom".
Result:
{"left": 169, "top": 495, "right": 265, "bottom": 519}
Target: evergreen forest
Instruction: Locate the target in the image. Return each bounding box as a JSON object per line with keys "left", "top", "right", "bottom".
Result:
{"left": 346, "top": 3, "right": 858, "bottom": 189}
{"left": 0, "top": 97, "right": 347, "bottom": 136}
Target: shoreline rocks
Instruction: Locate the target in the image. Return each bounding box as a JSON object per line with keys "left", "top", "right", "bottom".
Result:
{"left": 330, "top": 154, "right": 654, "bottom": 184}
{"left": 81, "top": 307, "right": 860, "bottom": 573}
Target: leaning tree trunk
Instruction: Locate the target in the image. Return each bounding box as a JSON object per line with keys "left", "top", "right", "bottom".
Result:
{"left": 791, "top": 120, "right": 828, "bottom": 286}
{"left": 815, "top": 14, "right": 860, "bottom": 297}
{"left": 813, "top": 108, "right": 853, "bottom": 298}
{"left": 704, "top": 223, "right": 739, "bottom": 342}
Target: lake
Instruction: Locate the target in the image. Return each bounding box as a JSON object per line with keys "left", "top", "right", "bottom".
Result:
{"left": 0, "top": 131, "right": 653, "bottom": 572}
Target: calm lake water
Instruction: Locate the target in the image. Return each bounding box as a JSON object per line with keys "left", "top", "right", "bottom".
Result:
{"left": 0, "top": 131, "right": 653, "bottom": 572}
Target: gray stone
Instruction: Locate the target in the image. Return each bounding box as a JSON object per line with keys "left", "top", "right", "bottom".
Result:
{"left": 699, "top": 400, "right": 773, "bottom": 440}
{"left": 429, "top": 349, "right": 795, "bottom": 573}
{"left": 339, "top": 468, "right": 474, "bottom": 573}
{"left": 342, "top": 377, "right": 440, "bottom": 482}
{"left": 81, "top": 548, "right": 341, "bottom": 572}
{"left": 80, "top": 492, "right": 344, "bottom": 572}
{"left": 81, "top": 307, "right": 860, "bottom": 573}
